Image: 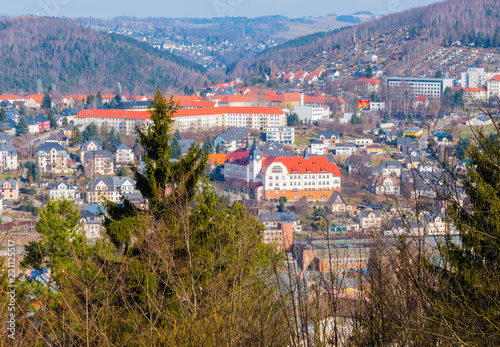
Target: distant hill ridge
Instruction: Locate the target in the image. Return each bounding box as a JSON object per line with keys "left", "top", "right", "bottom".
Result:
{"left": 231, "top": 0, "right": 500, "bottom": 77}
{"left": 0, "top": 17, "right": 208, "bottom": 94}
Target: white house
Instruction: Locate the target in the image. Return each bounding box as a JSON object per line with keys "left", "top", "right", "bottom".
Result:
{"left": 48, "top": 181, "right": 78, "bottom": 200}
{"left": 115, "top": 143, "right": 134, "bottom": 164}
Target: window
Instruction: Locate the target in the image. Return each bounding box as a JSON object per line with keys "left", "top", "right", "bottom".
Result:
{"left": 271, "top": 166, "right": 283, "bottom": 174}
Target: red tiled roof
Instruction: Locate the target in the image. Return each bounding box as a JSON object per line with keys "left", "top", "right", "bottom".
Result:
{"left": 450, "top": 87, "right": 486, "bottom": 92}
{"left": 416, "top": 95, "right": 427, "bottom": 101}
{"left": 358, "top": 78, "right": 380, "bottom": 85}
{"left": 75, "top": 106, "right": 284, "bottom": 120}
{"left": 489, "top": 74, "right": 500, "bottom": 81}
{"left": 262, "top": 156, "right": 341, "bottom": 176}
{"left": 208, "top": 153, "right": 227, "bottom": 166}
{"left": 311, "top": 69, "right": 325, "bottom": 75}
{"left": 0, "top": 95, "right": 21, "bottom": 101}
{"left": 74, "top": 109, "right": 150, "bottom": 120}
{"left": 25, "top": 94, "right": 45, "bottom": 103}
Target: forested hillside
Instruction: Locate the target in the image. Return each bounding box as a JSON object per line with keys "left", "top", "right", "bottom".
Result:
{"left": 0, "top": 17, "right": 208, "bottom": 94}
{"left": 232, "top": 0, "right": 500, "bottom": 77}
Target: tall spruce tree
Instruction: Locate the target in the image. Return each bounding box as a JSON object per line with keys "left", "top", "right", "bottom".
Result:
{"left": 426, "top": 121, "right": 500, "bottom": 345}
{"left": 17, "top": 115, "right": 28, "bottom": 135}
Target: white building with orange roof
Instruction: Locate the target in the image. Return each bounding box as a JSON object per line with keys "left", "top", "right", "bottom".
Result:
{"left": 487, "top": 74, "right": 500, "bottom": 99}
{"left": 74, "top": 107, "right": 285, "bottom": 135}
{"left": 223, "top": 139, "right": 341, "bottom": 201}
{"left": 24, "top": 94, "right": 46, "bottom": 109}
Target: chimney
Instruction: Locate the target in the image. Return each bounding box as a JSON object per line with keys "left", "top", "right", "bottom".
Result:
{"left": 300, "top": 93, "right": 304, "bottom": 106}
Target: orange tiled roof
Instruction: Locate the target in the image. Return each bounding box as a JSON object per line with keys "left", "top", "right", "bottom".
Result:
{"left": 0, "top": 95, "right": 21, "bottom": 101}
{"left": 358, "top": 78, "right": 380, "bottom": 85}
{"left": 489, "top": 74, "right": 500, "bottom": 81}
{"left": 416, "top": 95, "right": 427, "bottom": 101}
{"left": 207, "top": 153, "right": 228, "bottom": 166}
{"left": 75, "top": 106, "right": 284, "bottom": 120}
{"left": 25, "top": 94, "right": 45, "bottom": 103}
{"left": 262, "top": 156, "right": 341, "bottom": 176}
{"left": 74, "top": 109, "right": 150, "bottom": 120}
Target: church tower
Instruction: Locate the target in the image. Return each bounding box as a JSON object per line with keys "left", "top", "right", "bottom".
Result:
{"left": 249, "top": 138, "right": 262, "bottom": 183}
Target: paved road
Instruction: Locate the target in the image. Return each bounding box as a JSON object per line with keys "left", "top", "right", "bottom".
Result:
{"left": 419, "top": 116, "right": 459, "bottom": 150}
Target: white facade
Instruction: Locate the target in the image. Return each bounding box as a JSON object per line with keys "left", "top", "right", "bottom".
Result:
{"left": 86, "top": 177, "right": 137, "bottom": 204}
{"left": 335, "top": 144, "right": 357, "bottom": 156}
{"left": 49, "top": 182, "right": 77, "bottom": 200}
{"left": 0, "top": 144, "right": 18, "bottom": 171}
{"left": 266, "top": 127, "right": 295, "bottom": 144}
{"left": 355, "top": 139, "right": 373, "bottom": 148}
{"left": 460, "top": 68, "right": 493, "bottom": 88}
{"left": 116, "top": 144, "right": 134, "bottom": 164}
{"left": 295, "top": 106, "right": 330, "bottom": 123}
{"left": 387, "top": 77, "right": 454, "bottom": 98}
{"left": 308, "top": 141, "right": 325, "bottom": 155}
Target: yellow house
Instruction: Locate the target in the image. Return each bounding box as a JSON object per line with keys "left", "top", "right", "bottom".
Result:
{"left": 404, "top": 128, "right": 424, "bottom": 137}
{"left": 366, "top": 144, "right": 384, "bottom": 155}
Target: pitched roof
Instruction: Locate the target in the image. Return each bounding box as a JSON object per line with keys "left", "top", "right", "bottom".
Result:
{"left": 75, "top": 107, "right": 284, "bottom": 120}
{"left": 207, "top": 153, "right": 227, "bottom": 166}
{"left": 262, "top": 156, "right": 341, "bottom": 176}
{"left": 80, "top": 140, "right": 102, "bottom": 151}
{"left": 84, "top": 150, "right": 114, "bottom": 161}
{"left": 25, "top": 94, "right": 45, "bottom": 103}
{"left": 37, "top": 142, "right": 66, "bottom": 153}
{"left": 87, "top": 177, "right": 135, "bottom": 191}
{"left": 489, "top": 74, "right": 500, "bottom": 81}
{"left": 327, "top": 190, "right": 345, "bottom": 205}
{"left": 358, "top": 78, "right": 380, "bottom": 84}
{"left": 115, "top": 143, "right": 131, "bottom": 150}
{"left": 216, "top": 127, "right": 250, "bottom": 141}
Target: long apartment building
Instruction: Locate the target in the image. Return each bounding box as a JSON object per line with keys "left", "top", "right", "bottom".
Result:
{"left": 386, "top": 77, "right": 454, "bottom": 98}
{"left": 74, "top": 107, "right": 286, "bottom": 134}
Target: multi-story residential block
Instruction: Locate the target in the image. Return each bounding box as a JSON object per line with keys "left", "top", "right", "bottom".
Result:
{"left": 84, "top": 150, "right": 114, "bottom": 176}
{"left": 0, "top": 143, "right": 18, "bottom": 171}
{"left": 223, "top": 139, "right": 341, "bottom": 201}
{"left": 86, "top": 176, "right": 138, "bottom": 203}
{"left": 37, "top": 142, "right": 71, "bottom": 174}
{"left": 35, "top": 114, "right": 50, "bottom": 132}
{"left": 487, "top": 74, "right": 500, "bottom": 99}
{"left": 80, "top": 140, "right": 102, "bottom": 163}
{"left": 48, "top": 181, "right": 78, "bottom": 200}
{"left": 266, "top": 127, "right": 294, "bottom": 144}
{"left": 213, "top": 127, "right": 250, "bottom": 153}
{"left": 0, "top": 180, "right": 19, "bottom": 200}
{"left": 74, "top": 107, "right": 286, "bottom": 134}
{"left": 115, "top": 143, "right": 134, "bottom": 164}
{"left": 387, "top": 77, "right": 454, "bottom": 98}
{"left": 460, "top": 67, "right": 492, "bottom": 88}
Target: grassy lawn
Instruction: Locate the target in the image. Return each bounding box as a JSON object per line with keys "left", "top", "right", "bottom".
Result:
{"left": 294, "top": 135, "right": 311, "bottom": 146}
{"left": 456, "top": 124, "right": 496, "bottom": 139}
